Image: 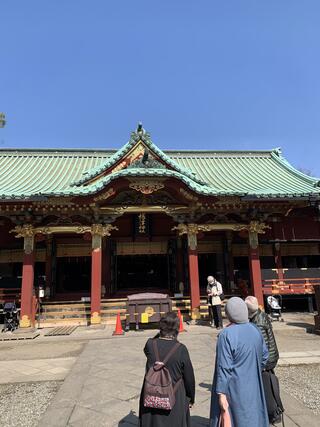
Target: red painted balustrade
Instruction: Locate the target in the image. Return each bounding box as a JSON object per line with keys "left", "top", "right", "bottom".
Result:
{"left": 262, "top": 278, "right": 320, "bottom": 295}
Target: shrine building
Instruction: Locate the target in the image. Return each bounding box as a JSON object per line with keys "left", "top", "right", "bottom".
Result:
{"left": 0, "top": 124, "right": 320, "bottom": 327}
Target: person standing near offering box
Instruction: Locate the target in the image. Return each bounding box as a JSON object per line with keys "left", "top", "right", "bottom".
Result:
{"left": 207, "top": 276, "right": 224, "bottom": 329}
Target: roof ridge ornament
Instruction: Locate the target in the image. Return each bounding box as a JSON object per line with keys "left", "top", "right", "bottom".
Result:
{"left": 273, "top": 147, "right": 282, "bottom": 157}
{"left": 137, "top": 122, "right": 144, "bottom": 134}
{"left": 130, "top": 122, "right": 151, "bottom": 142}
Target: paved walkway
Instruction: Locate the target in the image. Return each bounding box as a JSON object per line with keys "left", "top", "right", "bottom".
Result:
{"left": 278, "top": 350, "right": 320, "bottom": 365}
{"left": 1, "top": 313, "right": 319, "bottom": 426}
{"left": 37, "top": 326, "right": 320, "bottom": 427}
{"left": 0, "top": 357, "right": 76, "bottom": 384}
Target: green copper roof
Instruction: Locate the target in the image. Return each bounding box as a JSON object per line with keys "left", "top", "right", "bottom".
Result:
{"left": 0, "top": 127, "right": 319, "bottom": 200}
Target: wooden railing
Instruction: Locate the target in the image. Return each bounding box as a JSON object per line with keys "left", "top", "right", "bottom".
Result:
{"left": 262, "top": 278, "right": 320, "bottom": 295}
{"left": 0, "top": 288, "right": 21, "bottom": 304}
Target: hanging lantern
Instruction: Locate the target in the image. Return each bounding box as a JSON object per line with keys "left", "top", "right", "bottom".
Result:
{"left": 0, "top": 113, "right": 6, "bottom": 128}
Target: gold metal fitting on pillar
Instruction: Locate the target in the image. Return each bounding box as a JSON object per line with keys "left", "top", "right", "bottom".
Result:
{"left": 90, "top": 312, "right": 102, "bottom": 325}
{"left": 20, "top": 315, "right": 31, "bottom": 328}
{"left": 191, "top": 308, "right": 200, "bottom": 321}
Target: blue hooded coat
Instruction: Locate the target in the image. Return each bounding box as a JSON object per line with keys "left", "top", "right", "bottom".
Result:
{"left": 210, "top": 323, "right": 269, "bottom": 427}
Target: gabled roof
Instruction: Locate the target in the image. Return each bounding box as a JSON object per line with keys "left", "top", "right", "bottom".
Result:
{"left": 0, "top": 125, "right": 319, "bottom": 200}
{"left": 73, "top": 123, "right": 206, "bottom": 187}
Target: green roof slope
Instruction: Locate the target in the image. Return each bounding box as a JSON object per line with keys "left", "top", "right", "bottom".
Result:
{"left": 0, "top": 147, "right": 319, "bottom": 200}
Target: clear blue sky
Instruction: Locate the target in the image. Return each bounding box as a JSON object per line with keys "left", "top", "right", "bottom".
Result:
{"left": 1, "top": 1, "right": 320, "bottom": 175}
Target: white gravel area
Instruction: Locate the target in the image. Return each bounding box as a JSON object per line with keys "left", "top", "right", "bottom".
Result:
{"left": 277, "top": 365, "right": 320, "bottom": 415}
{"left": 0, "top": 381, "right": 61, "bottom": 427}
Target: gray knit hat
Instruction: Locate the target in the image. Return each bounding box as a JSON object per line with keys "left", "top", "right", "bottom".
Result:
{"left": 225, "top": 297, "right": 249, "bottom": 324}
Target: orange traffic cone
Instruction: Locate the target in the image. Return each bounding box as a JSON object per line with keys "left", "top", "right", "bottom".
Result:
{"left": 178, "top": 309, "right": 186, "bottom": 333}
{"left": 112, "top": 311, "right": 125, "bottom": 336}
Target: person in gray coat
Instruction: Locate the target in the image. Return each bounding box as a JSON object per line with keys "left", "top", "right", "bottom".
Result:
{"left": 245, "top": 296, "right": 279, "bottom": 370}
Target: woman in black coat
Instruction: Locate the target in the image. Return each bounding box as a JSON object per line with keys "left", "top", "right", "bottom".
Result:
{"left": 139, "top": 312, "right": 195, "bottom": 427}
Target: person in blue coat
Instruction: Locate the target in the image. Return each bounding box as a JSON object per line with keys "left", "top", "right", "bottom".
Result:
{"left": 210, "top": 297, "right": 269, "bottom": 427}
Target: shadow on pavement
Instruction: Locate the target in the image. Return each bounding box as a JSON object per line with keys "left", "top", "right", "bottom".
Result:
{"left": 118, "top": 411, "right": 210, "bottom": 426}
{"left": 190, "top": 320, "right": 213, "bottom": 328}
{"left": 286, "top": 322, "right": 315, "bottom": 332}
{"left": 199, "top": 382, "right": 212, "bottom": 391}
{"left": 118, "top": 410, "right": 139, "bottom": 426}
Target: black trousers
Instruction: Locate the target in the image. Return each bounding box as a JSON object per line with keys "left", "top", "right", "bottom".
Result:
{"left": 262, "top": 369, "right": 284, "bottom": 424}
{"left": 209, "top": 304, "right": 223, "bottom": 327}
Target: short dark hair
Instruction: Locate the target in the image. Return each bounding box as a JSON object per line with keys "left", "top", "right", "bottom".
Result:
{"left": 159, "top": 312, "right": 180, "bottom": 338}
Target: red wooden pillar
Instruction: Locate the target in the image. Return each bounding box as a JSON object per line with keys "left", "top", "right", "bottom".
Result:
{"left": 91, "top": 232, "right": 102, "bottom": 325}
{"left": 248, "top": 231, "right": 264, "bottom": 307}
{"left": 20, "top": 234, "right": 35, "bottom": 328}
{"left": 188, "top": 232, "right": 201, "bottom": 319}
{"left": 90, "top": 224, "right": 117, "bottom": 324}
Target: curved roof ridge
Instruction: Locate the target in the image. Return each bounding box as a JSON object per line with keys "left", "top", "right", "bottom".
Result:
{"left": 0, "top": 147, "right": 280, "bottom": 155}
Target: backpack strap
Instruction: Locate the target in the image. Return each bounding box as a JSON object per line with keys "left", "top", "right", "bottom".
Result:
{"left": 152, "top": 339, "right": 181, "bottom": 364}
{"left": 163, "top": 342, "right": 181, "bottom": 364}
{"left": 152, "top": 339, "right": 161, "bottom": 362}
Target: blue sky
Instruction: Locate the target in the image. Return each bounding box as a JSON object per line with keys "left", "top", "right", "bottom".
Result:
{"left": 1, "top": 1, "right": 320, "bottom": 175}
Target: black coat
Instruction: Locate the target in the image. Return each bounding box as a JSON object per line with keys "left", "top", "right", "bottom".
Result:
{"left": 250, "top": 309, "right": 279, "bottom": 370}
{"left": 139, "top": 337, "right": 195, "bottom": 427}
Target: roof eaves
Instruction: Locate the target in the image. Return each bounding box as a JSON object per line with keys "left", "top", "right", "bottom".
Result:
{"left": 270, "top": 151, "right": 320, "bottom": 185}
{"left": 55, "top": 168, "right": 216, "bottom": 197}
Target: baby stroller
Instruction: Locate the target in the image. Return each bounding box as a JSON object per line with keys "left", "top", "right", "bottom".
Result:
{"left": 2, "top": 302, "right": 19, "bottom": 332}
{"left": 266, "top": 295, "right": 284, "bottom": 322}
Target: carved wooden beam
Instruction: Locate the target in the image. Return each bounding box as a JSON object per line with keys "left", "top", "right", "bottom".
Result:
{"left": 172, "top": 221, "right": 270, "bottom": 235}
{"left": 10, "top": 223, "right": 118, "bottom": 237}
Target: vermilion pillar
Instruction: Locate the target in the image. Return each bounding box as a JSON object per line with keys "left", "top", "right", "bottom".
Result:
{"left": 90, "top": 224, "right": 117, "bottom": 325}
{"left": 20, "top": 232, "right": 35, "bottom": 328}
{"left": 187, "top": 231, "right": 201, "bottom": 320}
{"left": 91, "top": 232, "right": 103, "bottom": 325}
{"left": 248, "top": 231, "right": 264, "bottom": 307}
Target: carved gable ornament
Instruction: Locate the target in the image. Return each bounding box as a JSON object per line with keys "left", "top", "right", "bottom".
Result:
{"left": 110, "top": 139, "right": 166, "bottom": 175}
{"left": 126, "top": 147, "right": 165, "bottom": 170}
{"left": 129, "top": 179, "right": 165, "bottom": 195}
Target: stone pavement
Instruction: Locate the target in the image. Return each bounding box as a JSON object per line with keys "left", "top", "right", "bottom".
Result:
{"left": 1, "top": 313, "right": 320, "bottom": 426}
{"left": 278, "top": 350, "right": 320, "bottom": 366}
{"left": 0, "top": 357, "right": 76, "bottom": 384}
{"left": 38, "top": 325, "right": 320, "bottom": 427}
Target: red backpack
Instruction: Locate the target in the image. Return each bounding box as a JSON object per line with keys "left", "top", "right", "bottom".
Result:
{"left": 143, "top": 339, "right": 181, "bottom": 411}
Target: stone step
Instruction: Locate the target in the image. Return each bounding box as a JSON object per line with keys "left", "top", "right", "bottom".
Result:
{"left": 38, "top": 296, "right": 230, "bottom": 325}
